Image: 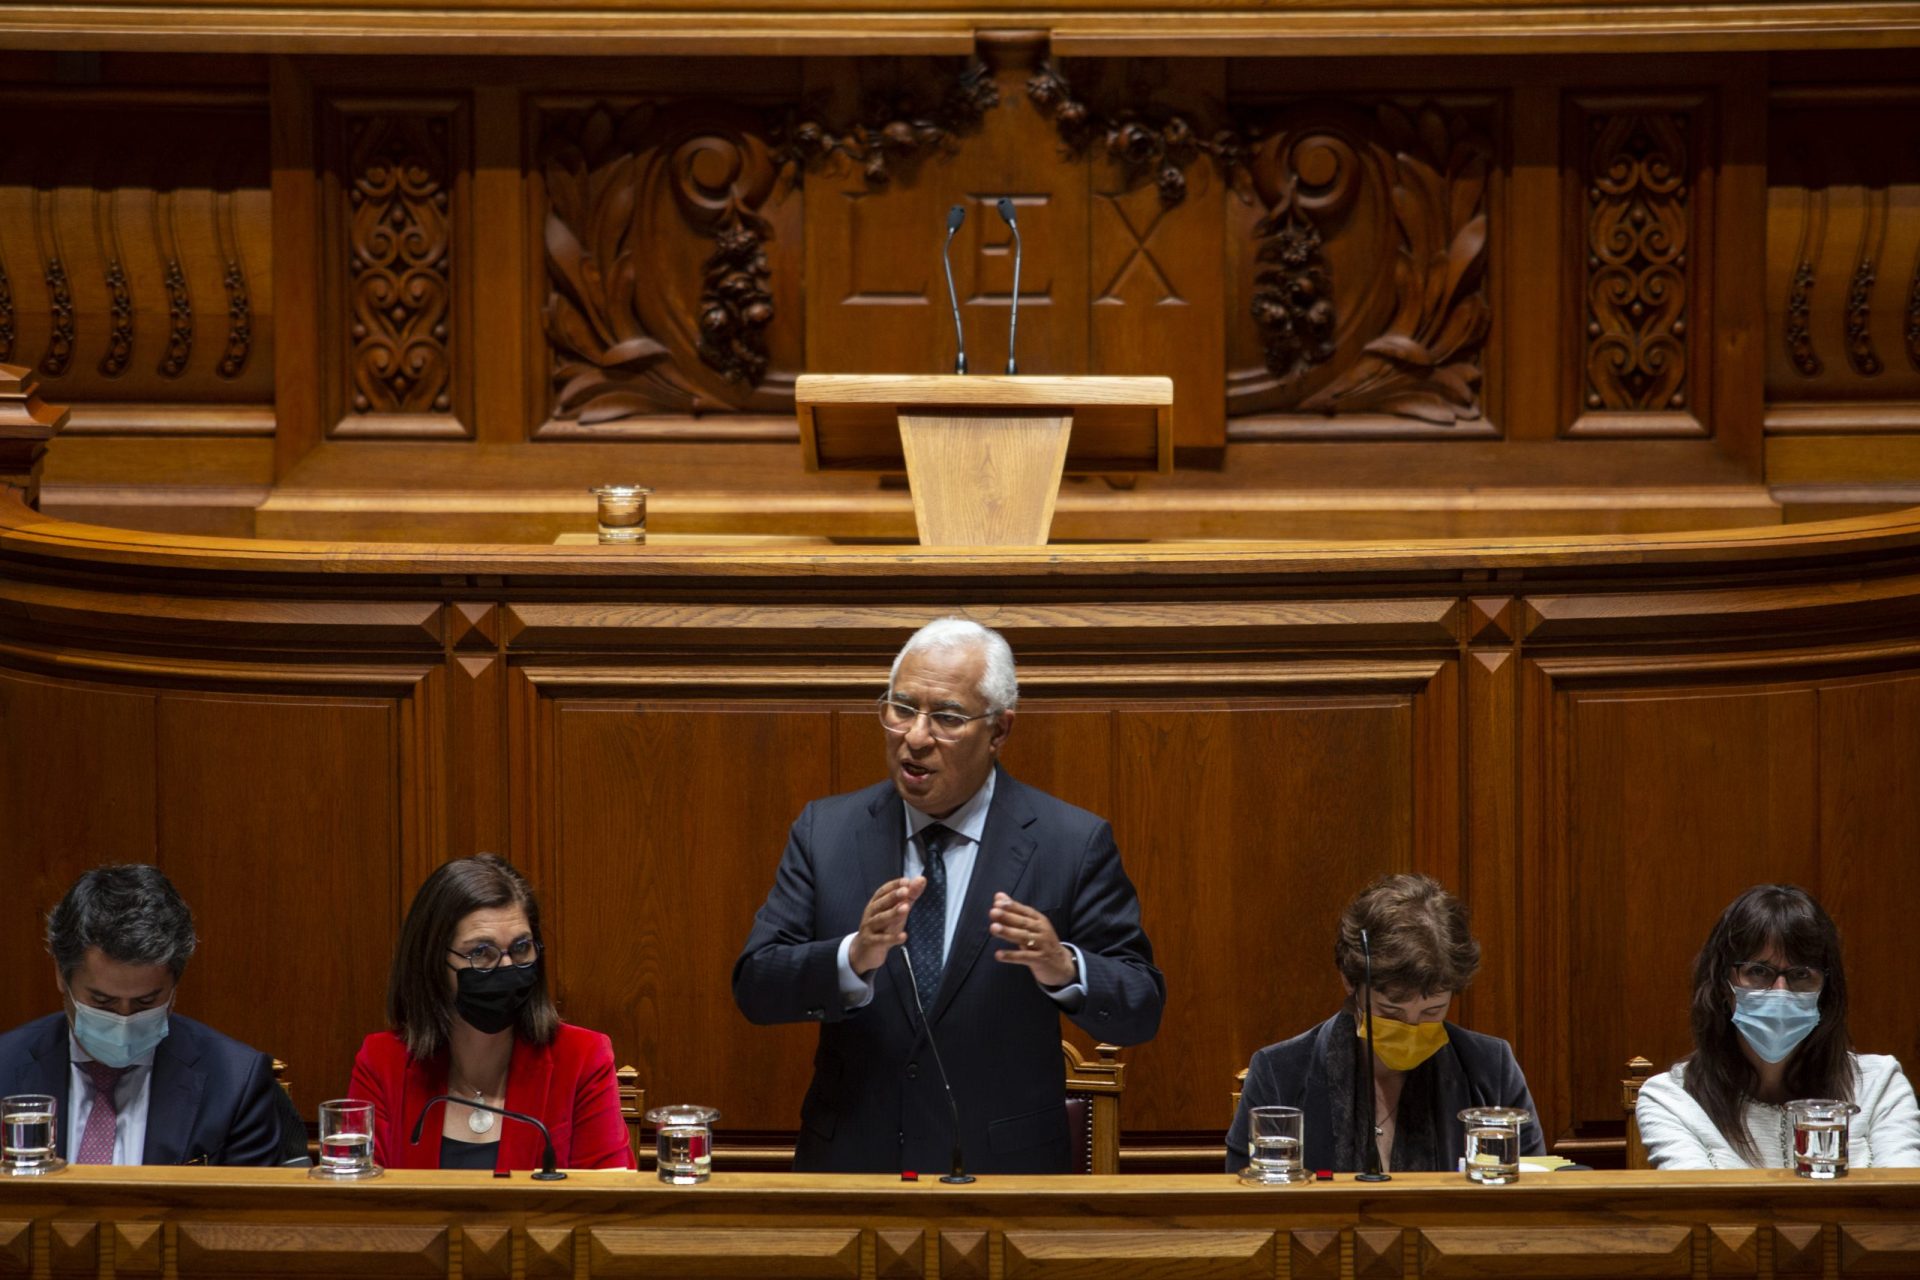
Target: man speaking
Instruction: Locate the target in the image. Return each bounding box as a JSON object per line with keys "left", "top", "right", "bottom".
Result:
{"left": 734, "top": 618, "right": 1164, "bottom": 1174}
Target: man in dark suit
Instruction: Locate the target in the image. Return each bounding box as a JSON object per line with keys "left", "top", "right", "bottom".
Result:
{"left": 0, "top": 865, "right": 291, "bottom": 1166}
{"left": 733, "top": 618, "right": 1164, "bottom": 1174}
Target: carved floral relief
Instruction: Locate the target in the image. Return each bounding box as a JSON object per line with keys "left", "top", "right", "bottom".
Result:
{"left": 1582, "top": 112, "right": 1690, "bottom": 413}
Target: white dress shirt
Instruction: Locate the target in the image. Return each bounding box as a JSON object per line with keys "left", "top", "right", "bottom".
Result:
{"left": 66, "top": 1029, "right": 155, "bottom": 1165}
{"left": 836, "top": 771, "right": 1087, "bottom": 1010}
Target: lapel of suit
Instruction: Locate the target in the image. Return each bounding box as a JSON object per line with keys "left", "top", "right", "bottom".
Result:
{"left": 928, "top": 767, "right": 1037, "bottom": 1025}
{"left": 19, "top": 1017, "right": 70, "bottom": 1157}
{"left": 859, "top": 787, "right": 922, "bottom": 1028}
{"left": 501, "top": 1036, "right": 554, "bottom": 1171}
{"left": 143, "top": 1021, "right": 205, "bottom": 1166}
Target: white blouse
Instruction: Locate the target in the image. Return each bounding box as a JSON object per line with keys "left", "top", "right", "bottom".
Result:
{"left": 1637, "top": 1053, "right": 1920, "bottom": 1170}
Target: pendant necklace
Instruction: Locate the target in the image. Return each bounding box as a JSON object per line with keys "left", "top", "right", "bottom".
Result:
{"left": 454, "top": 1075, "right": 497, "bottom": 1135}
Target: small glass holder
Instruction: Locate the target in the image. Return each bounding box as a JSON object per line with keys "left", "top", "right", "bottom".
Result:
{"left": 590, "top": 485, "right": 652, "bottom": 545}
{"left": 1239, "top": 1105, "right": 1312, "bottom": 1185}
{"left": 1787, "top": 1098, "right": 1859, "bottom": 1180}
{"left": 2, "top": 1094, "right": 64, "bottom": 1176}
{"left": 646, "top": 1104, "right": 719, "bottom": 1184}
{"left": 309, "top": 1099, "right": 381, "bottom": 1180}
{"left": 1459, "top": 1106, "right": 1531, "bottom": 1185}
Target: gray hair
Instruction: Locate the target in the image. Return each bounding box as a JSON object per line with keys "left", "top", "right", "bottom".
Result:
{"left": 890, "top": 617, "right": 1019, "bottom": 713}
{"left": 46, "top": 864, "right": 198, "bottom": 983}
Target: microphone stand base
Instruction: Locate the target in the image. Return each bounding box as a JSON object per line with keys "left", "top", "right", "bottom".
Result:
{"left": 1353, "top": 1172, "right": 1392, "bottom": 1182}
{"left": 940, "top": 1173, "right": 976, "bottom": 1184}
{"left": 531, "top": 1170, "right": 569, "bottom": 1181}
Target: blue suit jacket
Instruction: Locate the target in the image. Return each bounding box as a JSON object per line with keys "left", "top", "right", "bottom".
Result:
{"left": 732, "top": 768, "right": 1164, "bottom": 1174}
{"left": 0, "top": 1011, "right": 284, "bottom": 1166}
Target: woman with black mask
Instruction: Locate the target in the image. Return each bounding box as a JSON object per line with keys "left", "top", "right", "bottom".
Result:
{"left": 1637, "top": 884, "right": 1920, "bottom": 1169}
{"left": 350, "top": 855, "right": 634, "bottom": 1171}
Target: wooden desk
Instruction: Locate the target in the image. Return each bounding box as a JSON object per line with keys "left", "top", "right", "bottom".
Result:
{"left": 1, "top": 1168, "right": 1918, "bottom": 1279}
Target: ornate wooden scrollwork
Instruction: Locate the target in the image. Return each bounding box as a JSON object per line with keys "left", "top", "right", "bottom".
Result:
{"left": 343, "top": 113, "right": 453, "bottom": 415}
{"left": 773, "top": 60, "right": 997, "bottom": 186}
{"left": 155, "top": 189, "right": 194, "bottom": 379}
{"left": 1583, "top": 112, "right": 1690, "bottom": 412}
{"left": 0, "top": 259, "right": 13, "bottom": 364}
{"left": 1025, "top": 60, "right": 1224, "bottom": 206}
{"left": 1232, "top": 100, "right": 1491, "bottom": 424}
{"left": 1846, "top": 257, "right": 1882, "bottom": 376}
{"left": 97, "top": 189, "right": 135, "bottom": 379}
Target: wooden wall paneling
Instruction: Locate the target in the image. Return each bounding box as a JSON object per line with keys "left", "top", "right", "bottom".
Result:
{"left": 803, "top": 43, "right": 1090, "bottom": 391}
{"left": 1506, "top": 84, "right": 1563, "bottom": 443}
{"left": 1712, "top": 61, "right": 1767, "bottom": 475}
{"left": 473, "top": 86, "right": 529, "bottom": 446}
{"left": 154, "top": 686, "right": 423, "bottom": 1109}
{"left": 1027, "top": 57, "right": 1227, "bottom": 453}
{"left": 1814, "top": 670, "right": 1920, "bottom": 1070}
{"left": 1549, "top": 676, "right": 1820, "bottom": 1139}
{"left": 538, "top": 694, "right": 839, "bottom": 1130}
{"left": 271, "top": 56, "right": 320, "bottom": 479}
{"left": 443, "top": 604, "right": 508, "bottom": 859}
{"left": 529, "top": 83, "right": 805, "bottom": 439}
{"left": 1561, "top": 90, "right": 1714, "bottom": 441}
{"left": 1763, "top": 86, "right": 1920, "bottom": 430}
{"left": 318, "top": 93, "right": 472, "bottom": 441}
{"left": 0, "top": 89, "right": 273, "bottom": 431}
{"left": 0, "top": 668, "right": 157, "bottom": 1043}
{"left": 1225, "top": 90, "right": 1500, "bottom": 440}
{"left": 1459, "top": 598, "right": 1520, "bottom": 1044}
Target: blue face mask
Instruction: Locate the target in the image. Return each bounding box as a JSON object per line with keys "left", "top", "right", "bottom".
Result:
{"left": 1730, "top": 986, "right": 1822, "bottom": 1064}
{"left": 69, "top": 1001, "right": 172, "bottom": 1069}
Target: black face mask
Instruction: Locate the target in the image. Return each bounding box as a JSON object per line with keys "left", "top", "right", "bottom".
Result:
{"left": 454, "top": 963, "right": 539, "bottom": 1035}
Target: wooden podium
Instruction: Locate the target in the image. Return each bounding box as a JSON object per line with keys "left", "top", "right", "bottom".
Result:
{"left": 795, "top": 374, "right": 1173, "bottom": 546}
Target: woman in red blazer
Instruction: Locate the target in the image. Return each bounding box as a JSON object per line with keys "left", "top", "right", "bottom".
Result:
{"left": 350, "top": 855, "right": 634, "bottom": 1172}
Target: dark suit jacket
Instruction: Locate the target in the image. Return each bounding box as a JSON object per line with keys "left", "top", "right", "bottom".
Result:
{"left": 349, "top": 1024, "right": 635, "bottom": 1171}
{"left": 1226, "top": 1011, "right": 1546, "bottom": 1172}
{"left": 0, "top": 1011, "right": 283, "bottom": 1166}
{"left": 732, "top": 767, "right": 1164, "bottom": 1174}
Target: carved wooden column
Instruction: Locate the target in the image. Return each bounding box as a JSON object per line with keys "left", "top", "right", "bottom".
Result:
{"left": 0, "top": 363, "right": 68, "bottom": 508}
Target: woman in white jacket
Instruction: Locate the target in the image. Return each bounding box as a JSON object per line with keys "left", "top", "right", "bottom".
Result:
{"left": 1637, "top": 884, "right": 1920, "bottom": 1170}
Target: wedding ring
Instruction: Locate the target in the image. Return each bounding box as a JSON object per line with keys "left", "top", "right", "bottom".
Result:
{"left": 1025, "top": 936, "right": 1039, "bottom": 950}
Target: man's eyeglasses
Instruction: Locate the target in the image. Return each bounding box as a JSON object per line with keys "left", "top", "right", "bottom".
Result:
{"left": 448, "top": 938, "right": 542, "bottom": 974}
{"left": 1730, "top": 960, "right": 1824, "bottom": 993}
{"left": 876, "top": 695, "right": 995, "bottom": 743}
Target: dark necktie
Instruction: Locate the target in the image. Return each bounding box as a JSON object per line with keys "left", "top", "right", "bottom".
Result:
{"left": 75, "top": 1060, "right": 128, "bottom": 1165}
{"left": 905, "top": 824, "right": 953, "bottom": 1008}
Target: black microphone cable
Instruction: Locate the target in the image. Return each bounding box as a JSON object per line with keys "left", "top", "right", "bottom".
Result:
{"left": 1355, "top": 927, "right": 1391, "bottom": 1182}
{"left": 901, "top": 950, "right": 975, "bottom": 1183}
{"left": 996, "top": 197, "right": 1021, "bottom": 375}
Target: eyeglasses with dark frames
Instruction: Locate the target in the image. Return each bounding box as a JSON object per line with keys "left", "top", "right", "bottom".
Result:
{"left": 1730, "top": 960, "right": 1824, "bottom": 993}
{"left": 447, "top": 937, "right": 542, "bottom": 974}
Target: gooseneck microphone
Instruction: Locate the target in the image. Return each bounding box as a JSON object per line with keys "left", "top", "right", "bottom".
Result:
{"left": 942, "top": 204, "right": 968, "bottom": 375}
{"left": 410, "top": 1095, "right": 568, "bottom": 1181}
{"left": 901, "top": 950, "right": 974, "bottom": 1183}
{"left": 1354, "top": 928, "right": 1391, "bottom": 1182}
{"left": 996, "top": 197, "right": 1022, "bottom": 375}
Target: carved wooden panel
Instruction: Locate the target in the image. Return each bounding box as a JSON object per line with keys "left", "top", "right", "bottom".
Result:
{"left": 175, "top": 1223, "right": 447, "bottom": 1275}
{"left": 1226, "top": 97, "right": 1496, "bottom": 437}
{"left": 321, "top": 96, "right": 470, "bottom": 439}
{"left": 533, "top": 95, "right": 804, "bottom": 431}
{"left": 1765, "top": 89, "right": 1920, "bottom": 414}
{"left": 1564, "top": 94, "right": 1710, "bottom": 437}
{"left": 1002, "top": 1229, "right": 1276, "bottom": 1280}
{"left": 587, "top": 1226, "right": 861, "bottom": 1277}
{"left": 0, "top": 92, "right": 272, "bottom": 423}
{"left": 1418, "top": 1226, "right": 1693, "bottom": 1278}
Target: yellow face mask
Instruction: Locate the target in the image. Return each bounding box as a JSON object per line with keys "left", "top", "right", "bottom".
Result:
{"left": 1357, "top": 1013, "right": 1449, "bottom": 1072}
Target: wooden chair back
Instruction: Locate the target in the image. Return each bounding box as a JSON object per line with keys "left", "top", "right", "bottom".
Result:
{"left": 617, "top": 1064, "right": 648, "bottom": 1168}
{"left": 1064, "top": 1041, "right": 1126, "bottom": 1175}
{"left": 1622, "top": 1055, "right": 1654, "bottom": 1169}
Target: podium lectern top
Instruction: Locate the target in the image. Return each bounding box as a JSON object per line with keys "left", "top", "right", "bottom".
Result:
{"left": 795, "top": 374, "right": 1173, "bottom": 476}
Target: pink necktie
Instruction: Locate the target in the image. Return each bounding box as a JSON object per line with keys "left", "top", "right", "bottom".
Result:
{"left": 75, "top": 1060, "right": 128, "bottom": 1165}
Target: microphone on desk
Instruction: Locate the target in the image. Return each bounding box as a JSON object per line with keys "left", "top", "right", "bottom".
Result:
{"left": 1354, "top": 928, "right": 1391, "bottom": 1182}
{"left": 942, "top": 204, "right": 969, "bottom": 375}
{"left": 902, "top": 951, "right": 974, "bottom": 1183}
{"left": 996, "top": 197, "right": 1021, "bottom": 375}
{"left": 409, "top": 1095, "right": 568, "bottom": 1181}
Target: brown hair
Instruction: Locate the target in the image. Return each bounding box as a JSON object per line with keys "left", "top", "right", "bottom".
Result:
{"left": 386, "top": 854, "right": 560, "bottom": 1060}
{"left": 1682, "top": 884, "right": 1852, "bottom": 1165}
{"left": 1333, "top": 873, "right": 1480, "bottom": 999}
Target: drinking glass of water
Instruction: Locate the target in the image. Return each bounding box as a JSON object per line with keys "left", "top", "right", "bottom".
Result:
{"left": 310, "top": 1099, "right": 381, "bottom": 1180}
{"left": 1240, "top": 1105, "right": 1311, "bottom": 1184}
{"left": 645, "top": 1105, "right": 719, "bottom": 1184}
{"left": 2, "top": 1094, "right": 63, "bottom": 1176}
{"left": 1458, "top": 1106, "right": 1531, "bottom": 1184}
{"left": 1786, "top": 1098, "right": 1859, "bottom": 1179}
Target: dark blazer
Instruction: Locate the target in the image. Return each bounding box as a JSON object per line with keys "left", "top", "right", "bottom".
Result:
{"left": 1226, "top": 1011, "right": 1546, "bottom": 1173}
{"left": 349, "top": 1023, "right": 635, "bottom": 1171}
{"left": 733, "top": 767, "right": 1165, "bottom": 1174}
{"left": 0, "top": 1011, "right": 283, "bottom": 1166}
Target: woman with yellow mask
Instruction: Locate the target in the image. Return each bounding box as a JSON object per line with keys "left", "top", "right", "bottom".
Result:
{"left": 1226, "top": 874, "right": 1543, "bottom": 1174}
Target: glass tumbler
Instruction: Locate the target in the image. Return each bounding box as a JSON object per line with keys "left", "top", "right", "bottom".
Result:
{"left": 310, "top": 1099, "right": 381, "bottom": 1180}
{"left": 590, "top": 485, "right": 652, "bottom": 544}
{"left": 1239, "top": 1105, "right": 1311, "bottom": 1184}
{"left": 646, "top": 1104, "right": 720, "bottom": 1184}
{"left": 1787, "top": 1098, "right": 1859, "bottom": 1179}
{"left": 1458, "top": 1106, "right": 1531, "bottom": 1184}
{"left": 2, "top": 1094, "right": 62, "bottom": 1176}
